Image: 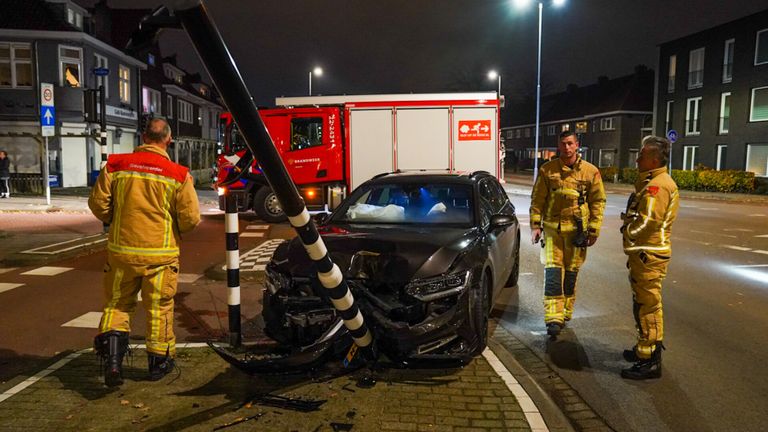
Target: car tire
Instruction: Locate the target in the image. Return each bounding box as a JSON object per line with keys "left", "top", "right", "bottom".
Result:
{"left": 505, "top": 230, "right": 521, "bottom": 287}
{"left": 472, "top": 271, "right": 491, "bottom": 354}
{"left": 253, "top": 187, "right": 287, "bottom": 223}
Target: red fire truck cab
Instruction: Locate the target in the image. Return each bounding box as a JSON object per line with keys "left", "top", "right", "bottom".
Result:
{"left": 215, "top": 92, "right": 502, "bottom": 222}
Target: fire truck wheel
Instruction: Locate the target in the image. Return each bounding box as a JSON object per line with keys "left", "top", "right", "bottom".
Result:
{"left": 253, "top": 187, "right": 287, "bottom": 223}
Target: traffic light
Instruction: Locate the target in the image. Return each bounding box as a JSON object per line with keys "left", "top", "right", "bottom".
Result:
{"left": 84, "top": 88, "right": 99, "bottom": 122}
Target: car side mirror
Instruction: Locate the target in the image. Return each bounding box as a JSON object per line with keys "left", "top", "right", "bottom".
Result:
{"left": 489, "top": 213, "right": 515, "bottom": 229}
{"left": 312, "top": 212, "right": 330, "bottom": 226}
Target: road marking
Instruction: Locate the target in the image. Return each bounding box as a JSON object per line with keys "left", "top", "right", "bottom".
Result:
{"left": 723, "top": 245, "right": 752, "bottom": 251}
{"left": 20, "top": 234, "right": 106, "bottom": 255}
{"left": 221, "top": 239, "right": 286, "bottom": 272}
{"left": 482, "top": 348, "right": 549, "bottom": 432}
{"left": 724, "top": 228, "right": 753, "bottom": 232}
{"left": 61, "top": 311, "right": 102, "bottom": 328}
{"left": 691, "top": 229, "right": 737, "bottom": 238}
{"left": 752, "top": 250, "right": 768, "bottom": 255}
{"left": 0, "top": 283, "right": 24, "bottom": 294}
{"left": 178, "top": 273, "right": 202, "bottom": 284}
{"left": 734, "top": 264, "right": 768, "bottom": 268}
{"left": 680, "top": 204, "right": 699, "bottom": 208}
{"left": 0, "top": 268, "right": 17, "bottom": 275}
{"left": 521, "top": 272, "right": 534, "bottom": 276}
{"left": 755, "top": 234, "right": 768, "bottom": 238}
{"left": 246, "top": 224, "right": 270, "bottom": 230}
{"left": 20, "top": 266, "right": 73, "bottom": 276}
{"left": 699, "top": 207, "right": 719, "bottom": 211}
{"left": 240, "top": 232, "right": 265, "bottom": 238}
{"left": 748, "top": 214, "right": 766, "bottom": 217}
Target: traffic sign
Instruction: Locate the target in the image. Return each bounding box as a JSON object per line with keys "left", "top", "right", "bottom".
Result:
{"left": 41, "top": 82, "right": 54, "bottom": 107}
{"left": 40, "top": 83, "right": 55, "bottom": 137}
{"left": 93, "top": 67, "right": 109, "bottom": 76}
{"left": 666, "top": 129, "right": 678, "bottom": 143}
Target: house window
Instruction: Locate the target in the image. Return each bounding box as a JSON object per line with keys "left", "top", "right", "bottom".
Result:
{"left": 723, "top": 39, "right": 734, "bottom": 83}
{"left": 719, "top": 92, "right": 731, "bottom": 134}
{"left": 524, "top": 128, "right": 530, "bottom": 138}
{"left": 716, "top": 145, "right": 727, "bottom": 171}
{"left": 93, "top": 53, "right": 108, "bottom": 97}
{"left": 665, "top": 100, "right": 674, "bottom": 133}
{"left": 561, "top": 123, "right": 570, "bottom": 132}
{"left": 683, "top": 146, "right": 698, "bottom": 170}
{"left": 515, "top": 129, "right": 521, "bottom": 139}
{"left": 0, "top": 42, "right": 33, "bottom": 88}
{"left": 575, "top": 121, "right": 587, "bottom": 133}
{"left": 175, "top": 74, "right": 183, "bottom": 84}
{"left": 166, "top": 95, "right": 173, "bottom": 118}
{"left": 178, "top": 99, "right": 193, "bottom": 123}
{"left": 118, "top": 65, "right": 130, "bottom": 103}
{"left": 756, "top": 28, "right": 768, "bottom": 65}
{"left": 750, "top": 86, "right": 768, "bottom": 122}
{"left": 598, "top": 149, "right": 616, "bottom": 167}
{"left": 59, "top": 45, "right": 82, "bottom": 87}
{"left": 66, "top": 9, "right": 83, "bottom": 29}
{"left": 505, "top": 130, "right": 513, "bottom": 139}
{"left": 668, "top": 55, "right": 676, "bottom": 93}
{"left": 600, "top": 117, "right": 615, "bottom": 131}
{"left": 628, "top": 149, "right": 639, "bottom": 168}
{"left": 746, "top": 144, "right": 768, "bottom": 177}
{"left": 142, "top": 87, "right": 161, "bottom": 114}
{"left": 685, "top": 97, "right": 702, "bottom": 135}
{"left": 547, "top": 125, "right": 555, "bottom": 136}
{"left": 688, "top": 47, "right": 705, "bottom": 89}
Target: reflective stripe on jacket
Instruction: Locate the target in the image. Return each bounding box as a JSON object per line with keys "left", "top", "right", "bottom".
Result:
{"left": 621, "top": 167, "right": 679, "bottom": 254}
{"left": 89, "top": 145, "right": 200, "bottom": 261}
{"left": 530, "top": 156, "right": 606, "bottom": 236}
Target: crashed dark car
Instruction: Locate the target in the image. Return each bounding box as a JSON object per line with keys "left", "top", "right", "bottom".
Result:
{"left": 250, "top": 170, "right": 521, "bottom": 369}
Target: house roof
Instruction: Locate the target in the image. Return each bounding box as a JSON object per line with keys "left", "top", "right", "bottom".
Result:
{"left": 504, "top": 66, "right": 654, "bottom": 128}
{"left": 0, "top": 0, "right": 78, "bottom": 31}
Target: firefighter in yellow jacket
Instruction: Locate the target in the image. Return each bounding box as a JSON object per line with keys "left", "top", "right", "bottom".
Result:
{"left": 620, "top": 136, "right": 679, "bottom": 380}
{"left": 530, "top": 131, "right": 606, "bottom": 337}
{"left": 89, "top": 118, "right": 200, "bottom": 387}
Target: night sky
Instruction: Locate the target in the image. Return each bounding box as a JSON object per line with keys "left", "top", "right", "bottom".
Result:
{"left": 79, "top": 0, "right": 766, "bottom": 107}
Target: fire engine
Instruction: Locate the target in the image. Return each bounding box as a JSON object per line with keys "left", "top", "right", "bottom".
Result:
{"left": 215, "top": 92, "right": 503, "bottom": 222}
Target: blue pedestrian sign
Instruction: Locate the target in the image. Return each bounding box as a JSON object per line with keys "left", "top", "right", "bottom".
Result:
{"left": 666, "top": 129, "right": 678, "bottom": 143}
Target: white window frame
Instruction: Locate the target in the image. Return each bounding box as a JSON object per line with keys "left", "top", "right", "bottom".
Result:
{"left": 93, "top": 53, "right": 108, "bottom": 98}
{"left": 166, "top": 95, "right": 173, "bottom": 118}
{"left": 716, "top": 145, "right": 727, "bottom": 171}
{"left": 600, "top": 117, "right": 615, "bottom": 131}
{"left": 723, "top": 38, "right": 734, "bottom": 83}
{"left": 598, "top": 149, "right": 617, "bottom": 168}
{"left": 178, "top": 99, "right": 193, "bottom": 124}
{"left": 0, "top": 42, "right": 33, "bottom": 89}
{"left": 755, "top": 28, "right": 768, "bottom": 66}
{"left": 515, "top": 129, "right": 521, "bottom": 139}
{"left": 688, "top": 47, "right": 705, "bottom": 89}
{"left": 59, "top": 45, "right": 83, "bottom": 88}
{"left": 546, "top": 125, "right": 556, "bottom": 136}
{"left": 686, "top": 97, "right": 702, "bottom": 136}
{"left": 683, "top": 146, "right": 698, "bottom": 170}
{"left": 750, "top": 86, "right": 768, "bottom": 122}
{"left": 668, "top": 55, "right": 676, "bottom": 93}
{"left": 628, "top": 149, "right": 639, "bottom": 168}
{"left": 719, "top": 92, "right": 731, "bottom": 134}
{"left": 118, "top": 65, "right": 130, "bottom": 103}
{"left": 561, "top": 123, "right": 570, "bottom": 132}
{"left": 142, "top": 86, "right": 161, "bottom": 114}
{"left": 665, "top": 100, "right": 674, "bottom": 132}
{"left": 746, "top": 144, "right": 768, "bottom": 177}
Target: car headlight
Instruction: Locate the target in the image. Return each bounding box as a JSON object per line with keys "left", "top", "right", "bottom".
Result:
{"left": 405, "top": 270, "right": 471, "bottom": 302}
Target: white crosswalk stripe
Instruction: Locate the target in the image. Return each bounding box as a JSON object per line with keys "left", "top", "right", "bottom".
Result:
{"left": 61, "top": 312, "right": 102, "bottom": 328}
{"left": 239, "top": 239, "right": 286, "bottom": 272}
{"left": 20, "top": 266, "right": 73, "bottom": 276}
{"left": 0, "top": 283, "right": 24, "bottom": 294}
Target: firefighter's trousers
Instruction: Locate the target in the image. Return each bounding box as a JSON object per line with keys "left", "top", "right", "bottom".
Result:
{"left": 627, "top": 251, "right": 669, "bottom": 359}
{"left": 541, "top": 227, "right": 586, "bottom": 325}
{"left": 98, "top": 252, "right": 180, "bottom": 357}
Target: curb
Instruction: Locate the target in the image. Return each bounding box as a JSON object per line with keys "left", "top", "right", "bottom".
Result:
{"left": 0, "top": 234, "right": 107, "bottom": 267}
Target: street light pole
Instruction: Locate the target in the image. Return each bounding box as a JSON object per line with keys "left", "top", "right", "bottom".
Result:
{"left": 308, "top": 66, "right": 323, "bottom": 96}
{"left": 308, "top": 70, "right": 312, "bottom": 96}
{"left": 533, "top": 1, "right": 543, "bottom": 183}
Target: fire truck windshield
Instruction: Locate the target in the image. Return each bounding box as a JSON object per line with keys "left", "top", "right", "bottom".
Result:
{"left": 226, "top": 123, "right": 248, "bottom": 154}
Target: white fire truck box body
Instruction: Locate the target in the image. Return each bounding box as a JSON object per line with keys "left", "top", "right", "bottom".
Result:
{"left": 275, "top": 92, "right": 500, "bottom": 191}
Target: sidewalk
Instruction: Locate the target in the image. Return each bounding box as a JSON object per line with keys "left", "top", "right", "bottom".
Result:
{"left": 504, "top": 171, "right": 768, "bottom": 204}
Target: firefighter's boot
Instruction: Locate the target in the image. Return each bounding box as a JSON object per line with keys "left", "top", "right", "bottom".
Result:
{"left": 94, "top": 331, "right": 129, "bottom": 387}
{"left": 148, "top": 351, "right": 175, "bottom": 381}
{"left": 622, "top": 348, "right": 640, "bottom": 362}
{"left": 621, "top": 343, "right": 664, "bottom": 380}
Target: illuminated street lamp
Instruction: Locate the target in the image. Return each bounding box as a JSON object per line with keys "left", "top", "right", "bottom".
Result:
{"left": 308, "top": 66, "right": 323, "bottom": 95}
{"left": 514, "top": 0, "right": 566, "bottom": 182}
{"left": 487, "top": 70, "right": 501, "bottom": 98}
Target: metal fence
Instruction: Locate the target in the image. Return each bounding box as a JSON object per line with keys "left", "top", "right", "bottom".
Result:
{"left": 8, "top": 174, "right": 44, "bottom": 194}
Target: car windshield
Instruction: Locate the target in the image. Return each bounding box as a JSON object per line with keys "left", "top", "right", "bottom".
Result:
{"left": 332, "top": 182, "right": 474, "bottom": 226}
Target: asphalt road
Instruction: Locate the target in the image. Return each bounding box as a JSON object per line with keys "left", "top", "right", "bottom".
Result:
{"left": 498, "top": 191, "right": 768, "bottom": 432}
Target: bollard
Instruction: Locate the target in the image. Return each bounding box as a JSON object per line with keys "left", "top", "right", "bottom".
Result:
{"left": 224, "top": 191, "right": 241, "bottom": 348}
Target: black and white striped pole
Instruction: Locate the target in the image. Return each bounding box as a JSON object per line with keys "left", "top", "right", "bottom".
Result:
{"left": 99, "top": 85, "right": 109, "bottom": 233}
{"left": 224, "top": 192, "right": 241, "bottom": 347}
{"left": 169, "top": 0, "right": 376, "bottom": 359}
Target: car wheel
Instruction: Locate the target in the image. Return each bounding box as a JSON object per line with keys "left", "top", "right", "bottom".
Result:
{"left": 253, "top": 187, "right": 287, "bottom": 223}
{"left": 472, "top": 271, "right": 491, "bottom": 354}
{"left": 505, "top": 230, "right": 520, "bottom": 287}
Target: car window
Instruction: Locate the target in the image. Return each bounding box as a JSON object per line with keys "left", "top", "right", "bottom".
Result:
{"left": 478, "top": 178, "right": 504, "bottom": 214}
{"left": 333, "top": 182, "right": 475, "bottom": 226}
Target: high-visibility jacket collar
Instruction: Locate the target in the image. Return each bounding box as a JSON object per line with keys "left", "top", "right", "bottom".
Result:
{"left": 135, "top": 144, "right": 171, "bottom": 160}
{"left": 636, "top": 167, "right": 668, "bottom": 189}
{"left": 557, "top": 155, "right": 583, "bottom": 172}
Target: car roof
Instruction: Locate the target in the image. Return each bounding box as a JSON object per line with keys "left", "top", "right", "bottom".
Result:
{"left": 367, "top": 170, "right": 493, "bottom": 185}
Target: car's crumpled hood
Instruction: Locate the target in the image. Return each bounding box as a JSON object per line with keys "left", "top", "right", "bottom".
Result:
{"left": 275, "top": 225, "right": 480, "bottom": 284}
